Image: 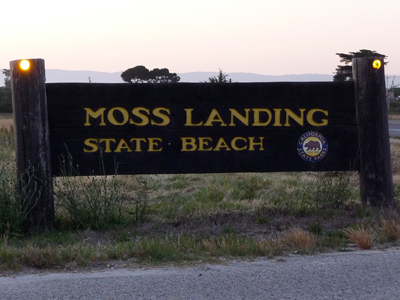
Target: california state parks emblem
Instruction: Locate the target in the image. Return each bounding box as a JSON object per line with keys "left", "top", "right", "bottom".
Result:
{"left": 297, "top": 131, "right": 328, "bottom": 162}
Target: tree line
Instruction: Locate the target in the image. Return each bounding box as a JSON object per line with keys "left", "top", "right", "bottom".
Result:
{"left": 0, "top": 51, "right": 393, "bottom": 113}
{"left": 0, "top": 69, "right": 12, "bottom": 112}
{"left": 121, "top": 66, "right": 180, "bottom": 83}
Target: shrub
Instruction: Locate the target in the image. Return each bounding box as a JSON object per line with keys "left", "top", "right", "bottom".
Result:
{"left": 53, "top": 154, "right": 147, "bottom": 230}
{"left": 313, "top": 172, "right": 354, "bottom": 209}
{"left": 343, "top": 225, "right": 375, "bottom": 249}
{"left": 284, "top": 227, "right": 315, "bottom": 252}
{"left": 0, "top": 129, "right": 33, "bottom": 236}
{"left": 380, "top": 216, "right": 400, "bottom": 242}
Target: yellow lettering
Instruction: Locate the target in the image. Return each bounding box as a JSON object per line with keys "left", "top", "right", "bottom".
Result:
{"left": 231, "top": 137, "right": 247, "bottom": 150}
{"left": 229, "top": 109, "right": 250, "bottom": 126}
{"left": 213, "top": 137, "right": 231, "bottom": 151}
{"left": 99, "top": 139, "right": 116, "bottom": 152}
{"left": 130, "top": 107, "right": 150, "bottom": 126}
{"left": 148, "top": 138, "right": 163, "bottom": 151}
{"left": 248, "top": 137, "right": 264, "bottom": 151}
{"left": 151, "top": 108, "right": 171, "bottom": 126}
{"left": 83, "top": 138, "right": 99, "bottom": 152}
{"left": 306, "top": 109, "right": 328, "bottom": 126}
{"left": 84, "top": 108, "right": 106, "bottom": 126}
{"left": 184, "top": 108, "right": 203, "bottom": 126}
{"left": 130, "top": 138, "right": 147, "bottom": 152}
{"left": 181, "top": 137, "right": 197, "bottom": 151}
{"left": 284, "top": 109, "right": 305, "bottom": 126}
{"left": 204, "top": 109, "right": 227, "bottom": 126}
{"left": 107, "top": 107, "right": 129, "bottom": 126}
{"left": 198, "top": 137, "right": 213, "bottom": 151}
{"left": 252, "top": 109, "right": 272, "bottom": 126}
{"left": 273, "top": 109, "right": 282, "bottom": 126}
{"left": 115, "top": 139, "right": 132, "bottom": 152}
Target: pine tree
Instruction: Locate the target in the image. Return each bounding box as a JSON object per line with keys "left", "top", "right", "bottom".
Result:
{"left": 206, "top": 69, "right": 232, "bottom": 83}
{"left": 333, "top": 50, "right": 387, "bottom": 82}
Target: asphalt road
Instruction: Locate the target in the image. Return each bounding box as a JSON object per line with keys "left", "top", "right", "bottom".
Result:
{"left": 389, "top": 120, "right": 400, "bottom": 137}
{"left": 1, "top": 248, "right": 400, "bottom": 300}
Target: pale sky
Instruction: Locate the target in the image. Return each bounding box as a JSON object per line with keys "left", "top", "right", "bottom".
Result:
{"left": 2, "top": 0, "right": 399, "bottom": 76}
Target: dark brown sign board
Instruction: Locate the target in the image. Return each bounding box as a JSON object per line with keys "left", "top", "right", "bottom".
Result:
{"left": 46, "top": 82, "right": 358, "bottom": 176}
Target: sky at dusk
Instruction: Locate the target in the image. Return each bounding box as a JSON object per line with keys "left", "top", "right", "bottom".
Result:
{"left": 2, "top": 0, "right": 400, "bottom": 76}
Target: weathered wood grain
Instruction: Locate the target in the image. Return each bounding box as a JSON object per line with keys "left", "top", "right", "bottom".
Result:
{"left": 10, "top": 59, "right": 54, "bottom": 233}
{"left": 353, "top": 57, "right": 395, "bottom": 208}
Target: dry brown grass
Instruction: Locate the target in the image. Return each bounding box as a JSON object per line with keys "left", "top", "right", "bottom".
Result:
{"left": 283, "top": 227, "right": 316, "bottom": 252}
{"left": 201, "top": 238, "right": 217, "bottom": 252}
{"left": 2, "top": 123, "right": 400, "bottom": 272}
{"left": 260, "top": 237, "right": 285, "bottom": 254}
{"left": 390, "top": 143, "right": 400, "bottom": 174}
{"left": 0, "top": 125, "right": 13, "bottom": 133}
{"left": 343, "top": 226, "right": 375, "bottom": 249}
{"left": 380, "top": 217, "right": 400, "bottom": 241}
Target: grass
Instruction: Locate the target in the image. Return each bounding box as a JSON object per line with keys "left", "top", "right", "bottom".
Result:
{"left": 380, "top": 214, "right": 400, "bottom": 241}
{"left": 343, "top": 226, "right": 375, "bottom": 249}
{"left": 0, "top": 124, "right": 400, "bottom": 274}
{"left": 283, "top": 228, "right": 316, "bottom": 252}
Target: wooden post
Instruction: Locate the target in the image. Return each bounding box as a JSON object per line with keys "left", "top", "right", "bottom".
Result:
{"left": 352, "top": 56, "right": 395, "bottom": 208}
{"left": 10, "top": 59, "right": 54, "bottom": 233}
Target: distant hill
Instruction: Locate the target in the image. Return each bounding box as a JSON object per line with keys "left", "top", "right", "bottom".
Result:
{"left": 1, "top": 69, "right": 399, "bottom": 85}
{"left": 1, "top": 69, "right": 336, "bottom": 86}
{"left": 180, "top": 72, "right": 335, "bottom": 83}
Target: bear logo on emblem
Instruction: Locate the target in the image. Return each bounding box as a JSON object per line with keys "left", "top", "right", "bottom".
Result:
{"left": 297, "top": 131, "right": 328, "bottom": 163}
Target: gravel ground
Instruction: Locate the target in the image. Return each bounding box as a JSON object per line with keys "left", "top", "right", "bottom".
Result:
{"left": 1, "top": 248, "right": 400, "bottom": 300}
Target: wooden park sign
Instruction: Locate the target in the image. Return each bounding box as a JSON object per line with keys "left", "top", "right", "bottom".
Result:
{"left": 10, "top": 57, "right": 394, "bottom": 232}
{"left": 47, "top": 81, "right": 357, "bottom": 175}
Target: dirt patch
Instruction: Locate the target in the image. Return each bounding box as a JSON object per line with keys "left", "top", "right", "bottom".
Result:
{"left": 0, "top": 119, "right": 12, "bottom": 129}
{"left": 389, "top": 114, "right": 400, "bottom": 120}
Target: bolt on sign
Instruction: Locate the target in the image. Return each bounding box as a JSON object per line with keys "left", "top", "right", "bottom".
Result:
{"left": 46, "top": 82, "right": 358, "bottom": 176}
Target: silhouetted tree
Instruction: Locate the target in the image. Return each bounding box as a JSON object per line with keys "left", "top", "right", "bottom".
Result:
{"left": 0, "top": 69, "right": 12, "bottom": 112}
{"left": 333, "top": 50, "right": 387, "bottom": 82}
{"left": 121, "top": 66, "right": 180, "bottom": 83}
{"left": 149, "top": 68, "right": 180, "bottom": 83}
{"left": 395, "top": 88, "right": 400, "bottom": 98}
{"left": 2, "top": 69, "right": 10, "bottom": 88}
{"left": 206, "top": 69, "right": 232, "bottom": 83}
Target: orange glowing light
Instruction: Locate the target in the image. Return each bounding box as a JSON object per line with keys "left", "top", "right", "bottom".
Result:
{"left": 372, "top": 60, "right": 382, "bottom": 69}
{"left": 20, "top": 60, "right": 30, "bottom": 70}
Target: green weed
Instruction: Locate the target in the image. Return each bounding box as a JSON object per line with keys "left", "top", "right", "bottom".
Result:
{"left": 2, "top": 125, "right": 400, "bottom": 272}
{"left": 53, "top": 154, "right": 148, "bottom": 230}
{"left": 231, "top": 174, "right": 266, "bottom": 200}
{"left": 0, "top": 130, "right": 41, "bottom": 237}
{"left": 308, "top": 221, "right": 323, "bottom": 235}
{"left": 313, "top": 172, "right": 354, "bottom": 209}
